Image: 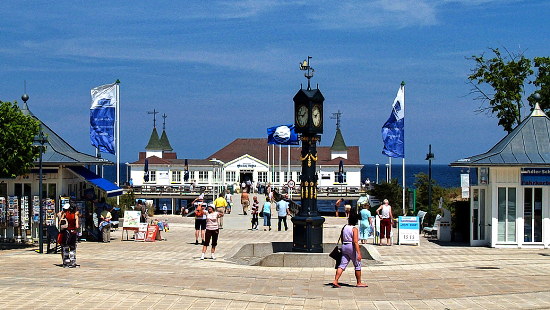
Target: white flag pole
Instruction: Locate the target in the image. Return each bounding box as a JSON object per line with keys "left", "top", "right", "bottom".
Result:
{"left": 401, "top": 83, "right": 406, "bottom": 215}
{"left": 279, "top": 144, "right": 282, "bottom": 190}
{"left": 267, "top": 144, "right": 270, "bottom": 185}
{"left": 116, "top": 80, "right": 120, "bottom": 206}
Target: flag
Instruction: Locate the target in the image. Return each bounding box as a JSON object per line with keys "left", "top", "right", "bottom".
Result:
{"left": 184, "top": 159, "right": 189, "bottom": 182}
{"left": 143, "top": 159, "right": 149, "bottom": 182}
{"left": 267, "top": 124, "right": 299, "bottom": 145}
{"left": 90, "top": 83, "right": 117, "bottom": 154}
{"left": 382, "top": 85, "right": 405, "bottom": 158}
{"left": 338, "top": 160, "right": 344, "bottom": 183}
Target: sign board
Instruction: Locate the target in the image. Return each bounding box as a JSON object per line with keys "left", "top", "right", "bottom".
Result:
{"left": 521, "top": 168, "right": 550, "bottom": 186}
{"left": 123, "top": 211, "right": 141, "bottom": 228}
{"left": 398, "top": 216, "right": 420, "bottom": 245}
{"left": 287, "top": 179, "right": 296, "bottom": 189}
{"left": 145, "top": 225, "right": 160, "bottom": 242}
{"left": 134, "top": 223, "right": 148, "bottom": 241}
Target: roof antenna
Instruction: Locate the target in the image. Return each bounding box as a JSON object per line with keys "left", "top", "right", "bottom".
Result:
{"left": 147, "top": 109, "right": 159, "bottom": 128}
{"left": 331, "top": 110, "right": 342, "bottom": 130}
{"left": 162, "top": 113, "right": 167, "bottom": 130}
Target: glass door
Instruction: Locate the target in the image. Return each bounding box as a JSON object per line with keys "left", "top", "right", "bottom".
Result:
{"left": 497, "top": 187, "right": 516, "bottom": 243}
{"left": 471, "top": 187, "right": 487, "bottom": 245}
{"left": 524, "top": 188, "right": 543, "bottom": 243}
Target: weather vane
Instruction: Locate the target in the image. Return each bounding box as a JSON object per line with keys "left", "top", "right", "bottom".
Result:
{"left": 299, "top": 56, "right": 314, "bottom": 90}
{"left": 162, "top": 113, "right": 168, "bottom": 130}
{"left": 147, "top": 109, "right": 159, "bottom": 128}
{"left": 331, "top": 110, "right": 342, "bottom": 130}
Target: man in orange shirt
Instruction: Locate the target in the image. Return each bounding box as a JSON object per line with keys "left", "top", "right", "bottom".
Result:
{"left": 241, "top": 189, "right": 250, "bottom": 215}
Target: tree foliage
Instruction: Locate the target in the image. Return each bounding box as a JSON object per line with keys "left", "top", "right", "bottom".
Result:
{"left": 0, "top": 101, "right": 41, "bottom": 178}
{"left": 528, "top": 57, "right": 550, "bottom": 111}
{"left": 468, "top": 48, "right": 533, "bottom": 132}
{"left": 368, "top": 178, "right": 403, "bottom": 216}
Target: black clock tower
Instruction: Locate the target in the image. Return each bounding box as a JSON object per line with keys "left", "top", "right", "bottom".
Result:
{"left": 292, "top": 57, "right": 325, "bottom": 253}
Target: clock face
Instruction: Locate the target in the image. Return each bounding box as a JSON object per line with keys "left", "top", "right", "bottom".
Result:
{"left": 312, "top": 105, "right": 322, "bottom": 127}
{"left": 296, "top": 104, "right": 308, "bottom": 127}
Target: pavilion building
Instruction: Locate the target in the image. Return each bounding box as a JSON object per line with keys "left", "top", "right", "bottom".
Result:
{"left": 451, "top": 103, "right": 550, "bottom": 248}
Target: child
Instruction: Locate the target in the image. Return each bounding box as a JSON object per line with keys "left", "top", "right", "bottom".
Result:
{"left": 251, "top": 196, "right": 259, "bottom": 230}
{"left": 162, "top": 219, "right": 169, "bottom": 232}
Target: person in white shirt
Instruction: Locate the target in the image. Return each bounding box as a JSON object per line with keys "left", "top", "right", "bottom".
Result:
{"left": 376, "top": 199, "right": 393, "bottom": 246}
{"left": 200, "top": 206, "right": 224, "bottom": 260}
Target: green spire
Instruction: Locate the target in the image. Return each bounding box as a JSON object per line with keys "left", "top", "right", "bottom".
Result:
{"left": 159, "top": 130, "right": 173, "bottom": 151}
{"left": 145, "top": 127, "right": 162, "bottom": 150}
{"left": 331, "top": 128, "right": 348, "bottom": 151}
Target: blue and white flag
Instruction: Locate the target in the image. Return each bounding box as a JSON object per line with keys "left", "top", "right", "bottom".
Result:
{"left": 382, "top": 85, "right": 405, "bottom": 158}
{"left": 267, "top": 124, "right": 299, "bottom": 145}
{"left": 90, "top": 83, "right": 117, "bottom": 154}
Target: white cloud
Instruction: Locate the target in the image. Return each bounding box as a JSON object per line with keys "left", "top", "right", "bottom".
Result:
{"left": 307, "top": 0, "right": 438, "bottom": 29}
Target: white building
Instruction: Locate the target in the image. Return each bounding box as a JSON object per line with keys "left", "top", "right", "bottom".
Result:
{"left": 128, "top": 125, "right": 363, "bottom": 192}
{"left": 451, "top": 104, "right": 550, "bottom": 248}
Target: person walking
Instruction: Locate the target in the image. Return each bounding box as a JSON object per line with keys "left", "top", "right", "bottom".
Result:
{"left": 334, "top": 198, "right": 344, "bottom": 217}
{"left": 241, "top": 189, "right": 250, "bottom": 215}
{"left": 58, "top": 203, "right": 80, "bottom": 268}
{"left": 332, "top": 208, "right": 367, "bottom": 288}
{"left": 376, "top": 199, "right": 393, "bottom": 246}
{"left": 224, "top": 189, "right": 232, "bottom": 214}
{"left": 213, "top": 193, "right": 228, "bottom": 229}
{"left": 190, "top": 193, "right": 206, "bottom": 245}
{"left": 262, "top": 196, "right": 272, "bottom": 231}
{"left": 99, "top": 207, "right": 112, "bottom": 242}
{"left": 359, "top": 203, "right": 374, "bottom": 244}
{"left": 251, "top": 196, "right": 259, "bottom": 230}
{"left": 200, "top": 205, "right": 224, "bottom": 260}
{"left": 276, "top": 196, "right": 290, "bottom": 231}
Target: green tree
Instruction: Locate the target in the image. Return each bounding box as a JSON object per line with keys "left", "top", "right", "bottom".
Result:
{"left": 528, "top": 57, "right": 550, "bottom": 111}
{"left": 468, "top": 48, "right": 550, "bottom": 132}
{"left": 0, "top": 101, "right": 41, "bottom": 178}
{"left": 468, "top": 48, "right": 533, "bottom": 132}
{"left": 413, "top": 172, "right": 446, "bottom": 222}
{"left": 368, "top": 178, "right": 404, "bottom": 216}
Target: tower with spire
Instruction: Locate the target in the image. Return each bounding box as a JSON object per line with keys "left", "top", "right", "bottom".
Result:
{"left": 330, "top": 110, "right": 348, "bottom": 159}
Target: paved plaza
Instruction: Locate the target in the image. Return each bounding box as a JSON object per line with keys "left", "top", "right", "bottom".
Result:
{"left": 1, "top": 196, "right": 550, "bottom": 309}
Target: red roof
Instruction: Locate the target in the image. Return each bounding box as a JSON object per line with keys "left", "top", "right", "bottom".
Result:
{"left": 209, "top": 138, "right": 361, "bottom": 166}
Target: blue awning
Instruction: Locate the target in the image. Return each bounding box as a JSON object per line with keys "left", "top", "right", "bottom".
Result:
{"left": 68, "top": 166, "right": 123, "bottom": 197}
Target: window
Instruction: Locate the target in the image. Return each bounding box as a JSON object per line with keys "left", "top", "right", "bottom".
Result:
{"left": 257, "top": 171, "right": 268, "bottom": 183}
{"left": 145, "top": 170, "right": 156, "bottom": 183}
{"left": 274, "top": 172, "right": 280, "bottom": 183}
{"left": 283, "top": 172, "right": 292, "bottom": 182}
{"left": 213, "top": 169, "right": 221, "bottom": 182}
{"left": 171, "top": 170, "right": 181, "bottom": 183}
{"left": 524, "top": 188, "right": 542, "bottom": 242}
{"left": 226, "top": 171, "right": 236, "bottom": 183}
{"left": 334, "top": 172, "right": 347, "bottom": 183}
{"left": 497, "top": 187, "right": 516, "bottom": 242}
{"left": 198, "top": 171, "right": 208, "bottom": 183}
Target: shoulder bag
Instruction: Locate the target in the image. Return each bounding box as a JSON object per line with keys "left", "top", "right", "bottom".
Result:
{"left": 329, "top": 225, "right": 346, "bottom": 268}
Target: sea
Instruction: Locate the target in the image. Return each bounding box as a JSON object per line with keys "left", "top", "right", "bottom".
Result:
{"left": 103, "top": 163, "right": 473, "bottom": 213}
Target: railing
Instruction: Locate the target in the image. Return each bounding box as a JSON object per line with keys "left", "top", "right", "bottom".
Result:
{"left": 126, "top": 185, "right": 367, "bottom": 197}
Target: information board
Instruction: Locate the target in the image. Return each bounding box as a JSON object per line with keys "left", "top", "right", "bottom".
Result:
{"left": 134, "top": 223, "right": 148, "bottom": 241}
{"left": 123, "top": 211, "right": 141, "bottom": 228}
{"left": 398, "top": 216, "right": 420, "bottom": 245}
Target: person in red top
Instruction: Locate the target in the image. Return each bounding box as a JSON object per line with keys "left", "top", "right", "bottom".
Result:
{"left": 58, "top": 202, "right": 80, "bottom": 268}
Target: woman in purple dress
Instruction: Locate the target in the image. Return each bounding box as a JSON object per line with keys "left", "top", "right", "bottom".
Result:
{"left": 332, "top": 208, "right": 367, "bottom": 287}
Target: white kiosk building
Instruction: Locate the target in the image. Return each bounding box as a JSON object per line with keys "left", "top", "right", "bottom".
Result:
{"left": 451, "top": 104, "right": 550, "bottom": 248}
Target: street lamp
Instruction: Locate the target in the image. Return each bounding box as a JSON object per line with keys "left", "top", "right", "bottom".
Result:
{"left": 209, "top": 158, "right": 224, "bottom": 200}
{"left": 425, "top": 144, "right": 435, "bottom": 224}
{"left": 375, "top": 163, "right": 379, "bottom": 184}
{"left": 385, "top": 163, "right": 390, "bottom": 183}
{"left": 28, "top": 93, "right": 48, "bottom": 254}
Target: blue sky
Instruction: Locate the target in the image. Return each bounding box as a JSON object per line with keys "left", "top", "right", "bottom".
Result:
{"left": 1, "top": 1, "right": 548, "bottom": 165}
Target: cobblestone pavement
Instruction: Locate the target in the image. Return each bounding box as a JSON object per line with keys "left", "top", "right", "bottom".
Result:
{"left": 1, "top": 195, "right": 550, "bottom": 309}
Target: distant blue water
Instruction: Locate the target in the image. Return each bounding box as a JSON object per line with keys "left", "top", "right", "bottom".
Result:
{"left": 361, "top": 164, "right": 475, "bottom": 189}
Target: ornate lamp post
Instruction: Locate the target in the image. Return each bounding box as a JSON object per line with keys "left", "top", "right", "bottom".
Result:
{"left": 292, "top": 57, "right": 325, "bottom": 252}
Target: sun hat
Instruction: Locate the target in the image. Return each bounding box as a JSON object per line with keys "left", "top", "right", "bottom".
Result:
{"left": 62, "top": 203, "right": 71, "bottom": 210}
